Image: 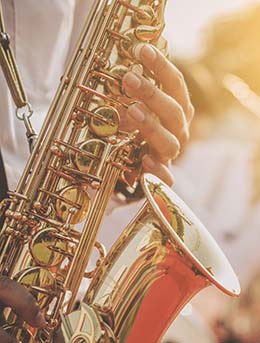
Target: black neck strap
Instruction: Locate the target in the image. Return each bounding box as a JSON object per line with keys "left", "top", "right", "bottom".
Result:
{"left": 0, "top": 149, "right": 8, "bottom": 201}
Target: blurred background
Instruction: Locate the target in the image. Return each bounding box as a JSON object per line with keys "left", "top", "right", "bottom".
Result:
{"left": 161, "top": 1, "right": 260, "bottom": 343}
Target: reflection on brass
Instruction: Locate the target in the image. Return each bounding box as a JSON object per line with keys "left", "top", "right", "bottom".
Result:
{"left": 0, "top": 1, "right": 240, "bottom": 343}
{"left": 105, "top": 65, "right": 128, "bottom": 96}
{"left": 30, "top": 228, "right": 67, "bottom": 267}
{"left": 118, "top": 29, "right": 137, "bottom": 58}
{"left": 15, "top": 267, "right": 57, "bottom": 309}
{"left": 61, "top": 302, "right": 116, "bottom": 343}
{"left": 149, "top": 182, "right": 192, "bottom": 242}
{"left": 56, "top": 186, "right": 91, "bottom": 224}
{"left": 133, "top": 5, "right": 155, "bottom": 25}
{"left": 74, "top": 139, "right": 105, "bottom": 174}
{"left": 84, "top": 241, "right": 107, "bottom": 279}
{"left": 84, "top": 174, "right": 240, "bottom": 343}
{"left": 90, "top": 106, "right": 120, "bottom": 136}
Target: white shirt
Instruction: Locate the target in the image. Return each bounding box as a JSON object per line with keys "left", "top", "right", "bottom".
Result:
{"left": 0, "top": 0, "right": 93, "bottom": 190}
{"left": 173, "top": 139, "right": 260, "bottom": 288}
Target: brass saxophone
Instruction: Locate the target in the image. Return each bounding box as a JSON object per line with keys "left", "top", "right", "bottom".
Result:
{"left": 0, "top": 1, "right": 240, "bottom": 342}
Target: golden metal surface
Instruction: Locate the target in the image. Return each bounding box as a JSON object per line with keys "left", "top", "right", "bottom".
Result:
{"left": 61, "top": 302, "right": 116, "bottom": 343}
{"left": 0, "top": 1, "right": 240, "bottom": 343}
{"left": 74, "top": 140, "right": 105, "bottom": 174}
{"left": 56, "top": 186, "right": 91, "bottom": 224}
{"left": 18, "top": 267, "right": 56, "bottom": 303}
{"left": 90, "top": 106, "right": 120, "bottom": 137}
{"left": 105, "top": 65, "right": 128, "bottom": 96}
{"left": 84, "top": 174, "right": 240, "bottom": 343}
{"left": 30, "top": 228, "right": 68, "bottom": 267}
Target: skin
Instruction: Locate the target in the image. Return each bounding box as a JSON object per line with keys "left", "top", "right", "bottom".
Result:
{"left": 0, "top": 276, "right": 45, "bottom": 342}
{"left": 0, "top": 44, "right": 194, "bottom": 341}
{"left": 122, "top": 43, "right": 194, "bottom": 186}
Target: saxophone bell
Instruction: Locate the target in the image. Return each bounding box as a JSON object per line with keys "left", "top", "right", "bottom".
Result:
{"left": 0, "top": 1, "right": 240, "bottom": 342}
{"left": 62, "top": 173, "right": 240, "bottom": 343}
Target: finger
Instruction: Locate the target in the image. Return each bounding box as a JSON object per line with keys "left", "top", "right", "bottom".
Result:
{"left": 54, "top": 329, "right": 65, "bottom": 343}
{"left": 142, "top": 154, "right": 174, "bottom": 187}
{"left": 0, "top": 276, "right": 45, "bottom": 328}
{"left": 133, "top": 43, "right": 194, "bottom": 122}
{"left": 0, "top": 302, "right": 5, "bottom": 324}
{"left": 0, "top": 328, "right": 18, "bottom": 343}
{"left": 130, "top": 63, "right": 143, "bottom": 75}
{"left": 127, "top": 103, "right": 180, "bottom": 163}
{"left": 123, "top": 71, "right": 189, "bottom": 144}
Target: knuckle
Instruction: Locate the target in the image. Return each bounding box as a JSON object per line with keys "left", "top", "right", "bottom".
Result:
{"left": 174, "top": 70, "right": 185, "bottom": 90}
{"left": 162, "top": 144, "right": 179, "bottom": 163}
{"left": 179, "top": 127, "right": 190, "bottom": 145}
{"left": 159, "top": 137, "right": 180, "bottom": 164}
{"left": 169, "top": 144, "right": 180, "bottom": 160}
{"left": 154, "top": 54, "right": 168, "bottom": 74}
{"left": 187, "top": 103, "right": 195, "bottom": 122}
{"left": 25, "top": 292, "right": 37, "bottom": 310}
{"left": 159, "top": 155, "right": 171, "bottom": 165}
{"left": 147, "top": 122, "right": 158, "bottom": 138}
{"left": 174, "top": 103, "right": 185, "bottom": 126}
{"left": 145, "top": 114, "right": 159, "bottom": 137}
{"left": 141, "top": 81, "right": 156, "bottom": 101}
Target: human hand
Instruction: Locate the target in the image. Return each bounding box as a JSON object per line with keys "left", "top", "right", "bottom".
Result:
{"left": 0, "top": 276, "right": 46, "bottom": 343}
{"left": 122, "top": 43, "right": 194, "bottom": 186}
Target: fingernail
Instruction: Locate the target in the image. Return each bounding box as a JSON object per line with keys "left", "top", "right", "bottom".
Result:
{"left": 124, "top": 72, "right": 142, "bottom": 89}
{"left": 142, "top": 154, "right": 156, "bottom": 170}
{"left": 35, "top": 311, "right": 46, "bottom": 327}
{"left": 134, "top": 43, "right": 156, "bottom": 63}
{"left": 130, "top": 64, "right": 143, "bottom": 75}
{"left": 128, "top": 104, "right": 145, "bottom": 122}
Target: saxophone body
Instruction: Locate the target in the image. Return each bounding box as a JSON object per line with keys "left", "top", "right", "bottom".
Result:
{"left": 0, "top": 1, "right": 240, "bottom": 342}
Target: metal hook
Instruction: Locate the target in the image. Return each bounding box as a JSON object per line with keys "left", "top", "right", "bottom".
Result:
{"left": 15, "top": 103, "right": 38, "bottom": 152}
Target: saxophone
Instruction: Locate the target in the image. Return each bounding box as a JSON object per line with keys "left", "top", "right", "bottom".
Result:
{"left": 0, "top": 1, "right": 240, "bottom": 342}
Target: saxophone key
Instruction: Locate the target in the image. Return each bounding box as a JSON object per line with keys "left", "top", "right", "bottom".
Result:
{"left": 78, "top": 84, "right": 128, "bottom": 108}
{"left": 61, "top": 303, "right": 116, "bottom": 343}
{"left": 30, "top": 227, "right": 69, "bottom": 267}
{"left": 74, "top": 139, "right": 105, "bottom": 174}
{"left": 3, "top": 226, "right": 22, "bottom": 238}
{"left": 90, "top": 106, "right": 119, "bottom": 137}
{"left": 48, "top": 166, "right": 76, "bottom": 183}
{"left": 14, "top": 266, "right": 57, "bottom": 310}
{"left": 118, "top": 1, "right": 154, "bottom": 24}
{"left": 62, "top": 166, "right": 102, "bottom": 186}
{"left": 103, "top": 65, "right": 128, "bottom": 97}
{"left": 7, "top": 191, "right": 29, "bottom": 201}
{"left": 55, "top": 186, "right": 91, "bottom": 224}
{"left": 76, "top": 106, "right": 108, "bottom": 124}
{"left": 39, "top": 188, "right": 82, "bottom": 210}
